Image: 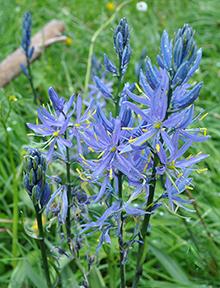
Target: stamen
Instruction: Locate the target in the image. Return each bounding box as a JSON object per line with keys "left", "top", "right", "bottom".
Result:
{"left": 109, "top": 168, "right": 113, "bottom": 179}
{"left": 199, "top": 112, "right": 208, "bottom": 121}
{"left": 88, "top": 147, "right": 94, "bottom": 152}
{"left": 98, "top": 151, "right": 105, "bottom": 159}
{"left": 53, "top": 131, "right": 59, "bottom": 137}
{"left": 196, "top": 168, "right": 208, "bottom": 174}
{"left": 154, "top": 122, "right": 162, "bottom": 129}
{"left": 156, "top": 144, "right": 160, "bottom": 153}
{"left": 135, "top": 83, "right": 143, "bottom": 93}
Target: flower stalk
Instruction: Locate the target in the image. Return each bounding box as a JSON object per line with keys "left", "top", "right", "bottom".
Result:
{"left": 115, "top": 67, "right": 126, "bottom": 287}
{"left": 132, "top": 163, "right": 157, "bottom": 288}
{"left": 34, "top": 204, "right": 52, "bottom": 288}
{"left": 26, "top": 58, "right": 38, "bottom": 104}
{"left": 117, "top": 172, "right": 126, "bottom": 288}
{"left": 65, "top": 140, "right": 72, "bottom": 244}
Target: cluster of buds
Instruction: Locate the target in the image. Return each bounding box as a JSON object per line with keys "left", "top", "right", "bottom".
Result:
{"left": 113, "top": 18, "right": 131, "bottom": 76}
{"left": 23, "top": 149, "right": 50, "bottom": 209}
{"left": 21, "top": 12, "right": 34, "bottom": 59}
{"left": 103, "top": 18, "right": 131, "bottom": 78}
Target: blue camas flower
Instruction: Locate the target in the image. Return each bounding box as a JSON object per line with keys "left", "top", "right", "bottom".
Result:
{"left": 27, "top": 87, "right": 74, "bottom": 160}
{"left": 26, "top": 19, "right": 209, "bottom": 255}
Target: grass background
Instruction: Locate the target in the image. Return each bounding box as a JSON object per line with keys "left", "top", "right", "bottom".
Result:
{"left": 0, "top": 0, "right": 220, "bottom": 287}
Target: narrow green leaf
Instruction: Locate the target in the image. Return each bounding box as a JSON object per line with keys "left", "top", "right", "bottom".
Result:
{"left": 150, "top": 244, "right": 191, "bottom": 285}
{"left": 9, "top": 260, "right": 26, "bottom": 288}
{"left": 61, "top": 267, "right": 79, "bottom": 288}
{"left": 88, "top": 267, "right": 106, "bottom": 288}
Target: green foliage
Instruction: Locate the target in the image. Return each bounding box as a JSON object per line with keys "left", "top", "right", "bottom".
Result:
{"left": 0, "top": 0, "right": 220, "bottom": 287}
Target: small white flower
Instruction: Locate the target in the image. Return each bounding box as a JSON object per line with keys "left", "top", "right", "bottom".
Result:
{"left": 136, "top": 1, "right": 148, "bottom": 12}
{"left": 15, "top": 6, "right": 21, "bottom": 13}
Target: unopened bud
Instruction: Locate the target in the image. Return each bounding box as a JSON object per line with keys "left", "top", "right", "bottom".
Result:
{"left": 32, "top": 155, "right": 39, "bottom": 169}
{"left": 37, "top": 165, "right": 42, "bottom": 181}
{"left": 29, "top": 168, "right": 36, "bottom": 186}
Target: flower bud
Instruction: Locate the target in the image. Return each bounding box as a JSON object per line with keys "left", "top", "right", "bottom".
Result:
{"left": 36, "top": 165, "right": 42, "bottom": 181}
{"left": 31, "top": 185, "right": 38, "bottom": 205}
{"left": 32, "top": 155, "right": 39, "bottom": 170}
{"left": 23, "top": 148, "right": 50, "bottom": 208}
{"left": 29, "top": 168, "right": 36, "bottom": 186}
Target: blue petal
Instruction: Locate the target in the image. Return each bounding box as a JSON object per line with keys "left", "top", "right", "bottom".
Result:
{"left": 104, "top": 54, "right": 118, "bottom": 75}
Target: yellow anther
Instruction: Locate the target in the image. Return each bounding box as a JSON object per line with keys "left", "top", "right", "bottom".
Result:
{"left": 106, "top": 2, "right": 115, "bottom": 11}
{"left": 79, "top": 153, "right": 86, "bottom": 161}
{"left": 143, "top": 163, "right": 149, "bottom": 172}
{"left": 128, "top": 137, "right": 136, "bottom": 143}
{"left": 156, "top": 144, "right": 160, "bottom": 153}
{"left": 196, "top": 168, "right": 208, "bottom": 174}
{"left": 109, "top": 168, "right": 113, "bottom": 179}
{"left": 32, "top": 215, "right": 46, "bottom": 233}
{"left": 98, "top": 151, "right": 105, "bottom": 159}
{"left": 137, "top": 114, "right": 142, "bottom": 120}
{"left": 186, "top": 154, "right": 192, "bottom": 160}
{"left": 199, "top": 112, "right": 208, "bottom": 121}
{"left": 82, "top": 160, "right": 89, "bottom": 166}
{"left": 185, "top": 185, "right": 193, "bottom": 190}
{"left": 74, "top": 123, "right": 80, "bottom": 127}
{"left": 111, "top": 147, "right": 117, "bottom": 152}
{"left": 92, "top": 109, "right": 97, "bottom": 116}
{"left": 142, "top": 128, "right": 148, "bottom": 132}
{"left": 177, "top": 172, "right": 183, "bottom": 178}
{"left": 53, "top": 131, "right": 59, "bottom": 137}
{"left": 154, "top": 122, "right": 162, "bottom": 129}
{"left": 94, "top": 133, "right": 98, "bottom": 141}
{"left": 200, "top": 127, "right": 207, "bottom": 136}
{"left": 167, "top": 160, "right": 176, "bottom": 170}
{"left": 76, "top": 168, "right": 87, "bottom": 181}
{"left": 122, "top": 127, "right": 134, "bottom": 131}
{"left": 88, "top": 147, "right": 94, "bottom": 152}
{"left": 135, "top": 83, "right": 143, "bottom": 94}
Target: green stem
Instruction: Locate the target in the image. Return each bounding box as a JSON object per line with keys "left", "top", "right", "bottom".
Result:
{"left": 84, "top": 0, "right": 133, "bottom": 95}
{"left": 107, "top": 250, "right": 116, "bottom": 288}
{"left": 65, "top": 140, "right": 72, "bottom": 244}
{"left": 27, "top": 58, "right": 38, "bottom": 104}
{"left": 34, "top": 205, "right": 52, "bottom": 288}
{"left": 115, "top": 72, "right": 122, "bottom": 116}
{"left": 117, "top": 172, "right": 126, "bottom": 288}
{"left": 132, "top": 164, "right": 157, "bottom": 288}
{"left": 113, "top": 68, "right": 126, "bottom": 287}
